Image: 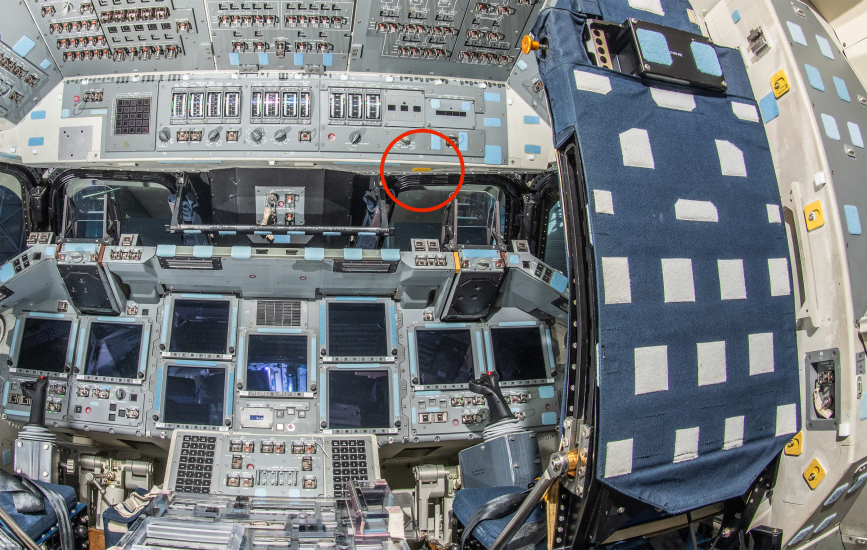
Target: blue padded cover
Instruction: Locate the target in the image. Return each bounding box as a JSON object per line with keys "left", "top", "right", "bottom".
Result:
{"left": 598, "top": 0, "right": 700, "bottom": 34}
{"left": 453, "top": 486, "right": 545, "bottom": 549}
{"left": 530, "top": 6, "right": 800, "bottom": 514}
{"left": 0, "top": 482, "right": 76, "bottom": 540}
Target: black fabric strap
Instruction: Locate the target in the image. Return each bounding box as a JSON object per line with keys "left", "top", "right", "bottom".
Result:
{"left": 0, "top": 471, "right": 42, "bottom": 514}
{"left": 29, "top": 481, "right": 72, "bottom": 550}
{"left": 460, "top": 492, "right": 546, "bottom": 550}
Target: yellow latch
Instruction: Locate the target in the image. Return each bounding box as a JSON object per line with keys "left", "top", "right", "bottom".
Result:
{"left": 804, "top": 458, "right": 826, "bottom": 489}
{"left": 804, "top": 200, "right": 825, "bottom": 231}
{"left": 785, "top": 432, "right": 803, "bottom": 456}
{"left": 771, "top": 69, "right": 789, "bottom": 98}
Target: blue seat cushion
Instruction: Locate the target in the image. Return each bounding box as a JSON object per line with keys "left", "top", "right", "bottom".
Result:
{"left": 453, "top": 486, "right": 545, "bottom": 549}
{"left": 0, "top": 481, "right": 77, "bottom": 540}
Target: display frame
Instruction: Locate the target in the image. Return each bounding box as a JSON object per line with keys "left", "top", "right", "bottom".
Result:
{"left": 321, "top": 364, "right": 400, "bottom": 436}
{"left": 160, "top": 294, "right": 239, "bottom": 361}
{"left": 409, "top": 322, "right": 483, "bottom": 391}
{"left": 320, "top": 297, "right": 398, "bottom": 364}
{"left": 74, "top": 316, "right": 150, "bottom": 384}
{"left": 484, "top": 321, "right": 556, "bottom": 387}
{"left": 238, "top": 328, "right": 316, "bottom": 399}
{"left": 154, "top": 359, "right": 234, "bottom": 431}
{"left": 8, "top": 311, "right": 79, "bottom": 378}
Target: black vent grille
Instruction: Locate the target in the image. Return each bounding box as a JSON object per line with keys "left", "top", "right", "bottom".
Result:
{"left": 257, "top": 301, "right": 302, "bottom": 326}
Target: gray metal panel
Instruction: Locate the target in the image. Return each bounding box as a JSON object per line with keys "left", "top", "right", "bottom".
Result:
{"left": 58, "top": 125, "right": 94, "bottom": 160}
{"left": 772, "top": 0, "right": 867, "bottom": 318}
{"left": 458, "top": 431, "right": 541, "bottom": 489}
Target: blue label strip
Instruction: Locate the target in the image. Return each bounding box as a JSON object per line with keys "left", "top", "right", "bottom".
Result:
{"left": 75, "top": 325, "right": 87, "bottom": 369}
{"left": 424, "top": 323, "right": 466, "bottom": 328}
{"left": 393, "top": 371, "right": 400, "bottom": 420}
{"left": 416, "top": 390, "right": 442, "bottom": 396}
{"left": 236, "top": 335, "right": 246, "bottom": 384}
{"left": 29, "top": 312, "right": 65, "bottom": 319}
{"left": 229, "top": 306, "right": 238, "bottom": 349}
{"left": 155, "top": 368, "right": 163, "bottom": 413}
{"left": 389, "top": 303, "right": 397, "bottom": 348}
{"left": 161, "top": 306, "right": 170, "bottom": 346}
{"left": 227, "top": 372, "right": 234, "bottom": 416}
{"left": 8, "top": 320, "right": 20, "bottom": 358}
{"left": 180, "top": 293, "right": 224, "bottom": 299}
{"left": 319, "top": 303, "right": 326, "bottom": 347}
{"left": 335, "top": 363, "right": 382, "bottom": 368}
{"left": 320, "top": 372, "right": 327, "bottom": 421}
{"left": 545, "top": 328, "right": 555, "bottom": 373}
{"left": 310, "top": 337, "right": 316, "bottom": 376}
{"left": 67, "top": 323, "right": 78, "bottom": 364}
{"left": 475, "top": 331, "right": 486, "bottom": 373}
{"left": 97, "top": 316, "right": 136, "bottom": 323}
{"left": 484, "top": 331, "right": 494, "bottom": 372}
{"left": 258, "top": 328, "right": 303, "bottom": 334}
{"left": 408, "top": 331, "right": 417, "bottom": 376}
{"left": 498, "top": 321, "right": 537, "bottom": 327}
{"left": 173, "top": 359, "right": 219, "bottom": 366}
{"left": 139, "top": 329, "right": 150, "bottom": 374}
{"left": 3, "top": 381, "right": 9, "bottom": 407}
{"left": 335, "top": 296, "right": 377, "bottom": 301}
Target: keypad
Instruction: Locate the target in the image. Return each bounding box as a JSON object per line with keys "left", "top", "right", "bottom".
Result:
{"left": 175, "top": 435, "right": 217, "bottom": 494}
{"left": 331, "top": 439, "right": 369, "bottom": 498}
{"left": 115, "top": 98, "right": 151, "bottom": 135}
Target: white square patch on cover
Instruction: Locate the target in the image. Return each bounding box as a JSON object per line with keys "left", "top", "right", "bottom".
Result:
{"left": 697, "top": 341, "right": 727, "bottom": 386}
{"left": 749, "top": 332, "right": 774, "bottom": 375}
{"left": 605, "top": 438, "right": 634, "bottom": 478}
{"left": 662, "top": 258, "right": 695, "bottom": 303}
{"left": 634, "top": 345, "right": 669, "bottom": 395}
{"left": 718, "top": 259, "right": 747, "bottom": 300}
{"left": 776, "top": 404, "right": 798, "bottom": 437}
{"left": 674, "top": 427, "right": 700, "bottom": 463}
{"left": 731, "top": 102, "right": 760, "bottom": 122}
{"left": 602, "top": 257, "right": 632, "bottom": 304}
{"left": 724, "top": 416, "right": 745, "bottom": 450}
{"left": 620, "top": 128, "right": 655, "bottom": 169}
{"left": 715, "top": 139, "right": 747, "bottom": 177}
{"left": 675, "top": 199, "right": 718, "bottom": 222}
{"left": 768, "top": 258, "right": 791, "bottom": 296}
{"left": 651, "top": 88, "right": 695, "bottom": 111}
{"left": 594, "top": 189, "right": 614, "bottom": 215}
{"left": 767, "top": 204, "right": 782, "bottom": 223}
{"left": 574, "top": 70, "right": 612, "bottom": 95}
{"left": 628, "top": 0, "right": 664, "bottom": 16}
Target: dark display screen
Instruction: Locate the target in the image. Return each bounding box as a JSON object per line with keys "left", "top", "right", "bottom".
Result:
{"left": 163, "top": 365, "right": 226, "bottom": 426}
{"left": 246, "top": 334, "right": 308, "bottom": 392}
{"left": 327, "top": 302, "right": 388, "bottom": 357}
{"left": 416, "top": 329, "right": 474, "bottom": 385}
{"left": 169, "top": 299, "right": 231, "bottom": 354}
{"left": 328, "top": 370, "right": 390, "bottom": 429}
{"left": 490, "top": 327, "right": 548, "bottom": 382}
{"left": 18, "top": 318, "right": 71, "bottom": 373}
{"left": 83, "top": 323, "right": 143, "bottom": 379}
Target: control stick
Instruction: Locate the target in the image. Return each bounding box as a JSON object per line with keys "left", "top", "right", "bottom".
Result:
{"left": 20, "top": 377, "right": 48, "bottom": 427}
{"left": 468, "top": 372, "right": 515, "bottom": 426}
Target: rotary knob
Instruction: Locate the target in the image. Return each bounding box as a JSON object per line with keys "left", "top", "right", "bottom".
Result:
{"left": 274, "top": 129, "right": 287, "bottom": 142}
{"left": 349, "top": 130, "right": 361, "bottom": 144}
{"left": 115, "top": 388, "right": 125, "bottom": 400}
{"left": 251, "top": 128, "right": 264, "bottom": 143}
{"left": 158, "top": 129, "right": 171, "bottom": 142}
{"left": 399, "top": 135, "right": 412, "bottom": 145}
{"left": 208, "top": 129, "right": 220, "bottom": 142}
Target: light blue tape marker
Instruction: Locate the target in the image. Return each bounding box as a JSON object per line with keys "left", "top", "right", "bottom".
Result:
{"left": 258, "top": 327, "right": 303, "bottom": 334}
{"left": 0, "top": 263, "right": 14, "bottom": 283}
{"left": 2, "top": 381, "right": 8, "bottom": 407}
{"left": 229, "top": 306, "right": 238, "bottom": 348}
{"left": 541, "top": 412, "right": 557, "bottom": 425}
{"left": 343, "top": 249, "right": 363, "bottom": 260}
{"left": 90, "top": 109, "right": 107, "bottom": 115}
{"left": 822, "top": 113, "right": 841, "bottom": 140}
{"left": 498, "top": 321, "right": 537, "bottom": 327}
{"left": 294, "top": 53, "right": 304, "bottom": 65}
{"left": 272, "top": 235, "right": 291, "bottom": 243}
{"left": 393, "top": 371, "right": 399, "bottom": 418}
{"left": 305, "top": 248, "right": 325, "bottom": 261}
{"left": 75, "top": 326, "right": 87, "bottom": 368}
{"left": 637, "top": 29, "right": 673, "bottom": 66}
{"left": 475, "top": 332, "right": 486, "bottom": 371}
{"left": 255, "top": 488, "right": 267, "bottom": 497}
{"left": 323, "top": 232, "right": 340, "bottom": 236}
{"left": 8, "top": 320, "right": 19, "bottom": 358}
{"left": 816, "top": 35, "right": 835, "bottom": 59}
{"left": 359, "top": 232, "right": 376, "bottom": 237}
{"left": 336, "top": 363, "right": 381, "bottom": 368}
{"left": 28, "top": 137, "right": 44, "bottom": 147}
{"left": 335, "top": 296, "right": 377, "bottom": 301}
{"left": 691, "top": 42, "right": 722, "bottom": 75}
{"left": 97, "top": 316, "right": 136, "bottom": 322}
{"left": 173, "top": 359, "right": 219, "bottom": 366}
{"left": 259, "top": 53, "right": 270, "bottom": 65}
{"left": 814, "top": 513, "right": 837, "bottom": 533}
{"left": 236, "top": 336, "right": 245, "bottom": 382}
{"left": 229, "top": 53, "right": 240, "bottom": 66}
{"left": 430, "top": 99, "right": 440, "bottom": 109}
{"left": 40, "top": 59, "right": 51, "bottom": 70}
{"left": 545, "top": 328, "right": 555, "bottom": 372}
{"left": 517, "top": 59, "right": 527, "bottom": 70}
{"left": 485, "top": 145, "right": 502, "bottom": 165}
{"left": 418, "top": 391, "right": 445, "bottom": 398}
{"left": 425, "top": 323, "right": 466, "bottom": 328}
{"left": 458, "top": 132, "right": 468, "bottom": 151}
{"left": 731, "top": 10, "right": 741, "bottom": 23}
{"left": 484, "top": 331, "right": 493, "bottom": 370}
{"left": 426, "top": 407, "right": 441, "bottom": 413}
{"left": 158, "top": 160, "right": 222, "bottom": 164}
{"left": 254, "top": 230, "right": 271, "bottom": 235}
{"left": 850, "top": 122, "right": 864, "bottom": 148}
{"left": 483, "top": 118, "right": 501, "bottom": 127}
{"left": 524, "top": 144, "right": 542, "bottom": 155}
{"left": 851, "top": 472, "right": 867, "bottom": 491}
{"left": 804, "top": 64, "right": 825, "bottom": 91}
{"left": 5, "top": 410, "right": 28, "bottom": 417}
{"left": 180, "top": 293, "right": 223, "bottom": 299}
{"left": 462, "top": 101, "right": 472, "bottom": 112}
{"left": 60, "top": 109, "right": 70, "bottom": 119}
{"left": 319, "top": 303, "right": 325, "bottom": 345}
{"left": 787, "top": 21, "right": 808, "bottom": 46}
{"left": 538, "top": 386, "right": 555, "bottom": 399}
{"left": 833, "top": 77, "right": 850, "bottom": 102}
{"left": 161, "top": 305, "right": 170, "bottom": 346}
{"left": 139, "top": 328, "right": 150, "bottom": 374}
{"left": 551, "top": 271, "right": 568, "bottom": 293}
{"left": 523, "top": 115, "right": 540, "bottom": 125}
{"left": 156, "top": 244, "right": 176, "bottom": 258}
{"left": 759, "top": 93, "right": 780, "bottom": 123}
{"left": 219, "top": 231, "right": 237, "bottom": 235}
{"left": 483, "top": 92, "right": 501, "bottom": 102}
{"left": 381, "top": 249, "right": 400, "bottom": 261}
{"left": 45, "top": 245, "right": 56, "bottom": 257}
{"left": 462, "top": 249, "right": 499, "bottom": 258}
{"left": 227, "top": 371, "right": 234, "bottom": 415}
{"left": 407, "top": 331, "right": 416, "bottom": 376}
{"left": 1, "top": 449, "right": 8, "bottom": 466}
{"left": 844, "top": 205, "right": 862, "bottom": 235}
{"left": 322, "top": 53, "right": 333, "bottom": 66}
{"left": 30, "top": 111, "right": 46, "bottom": 120}
{"left": 824, "top": 483, "right": 849, "bottom": 506}
{"left": 310, "top": 336, "right": 316, "bottom": 373}
{"left": 509, "top": 254, "right": 519, "bottom": 265}
{"left": 287, "top": 231, "right": 305, "bottom": 235}
{"left": 12, "top": 36, "right": 35, "bottom": 57}
{"left": 231, "top": 246, "right": 252, "bottom": 259}
{"left": 288, "top": 489, "right": 300, "bottom": 497}
{"left": 30, "top": 312, "right": 65, "bottom": 319}
{"left": 431, "top": 135, "right": 441, "bottom": 150}
{"left": 389, "top": 303, "right": 397, "bottom": 348}
{"left": 193, "top": 245, "right": 213, "bottom": 258}
{"left": 67, "top": 323, "right": 78, "bottom": 364}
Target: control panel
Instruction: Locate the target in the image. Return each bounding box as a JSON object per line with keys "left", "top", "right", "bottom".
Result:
{"left": 165, "top": 430, "right": 379, "bottom": 497}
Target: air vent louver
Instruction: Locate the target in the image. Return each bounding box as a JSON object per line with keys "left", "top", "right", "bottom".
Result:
{"left": 257, "top": 301, "right": 302, "bottom": 326}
